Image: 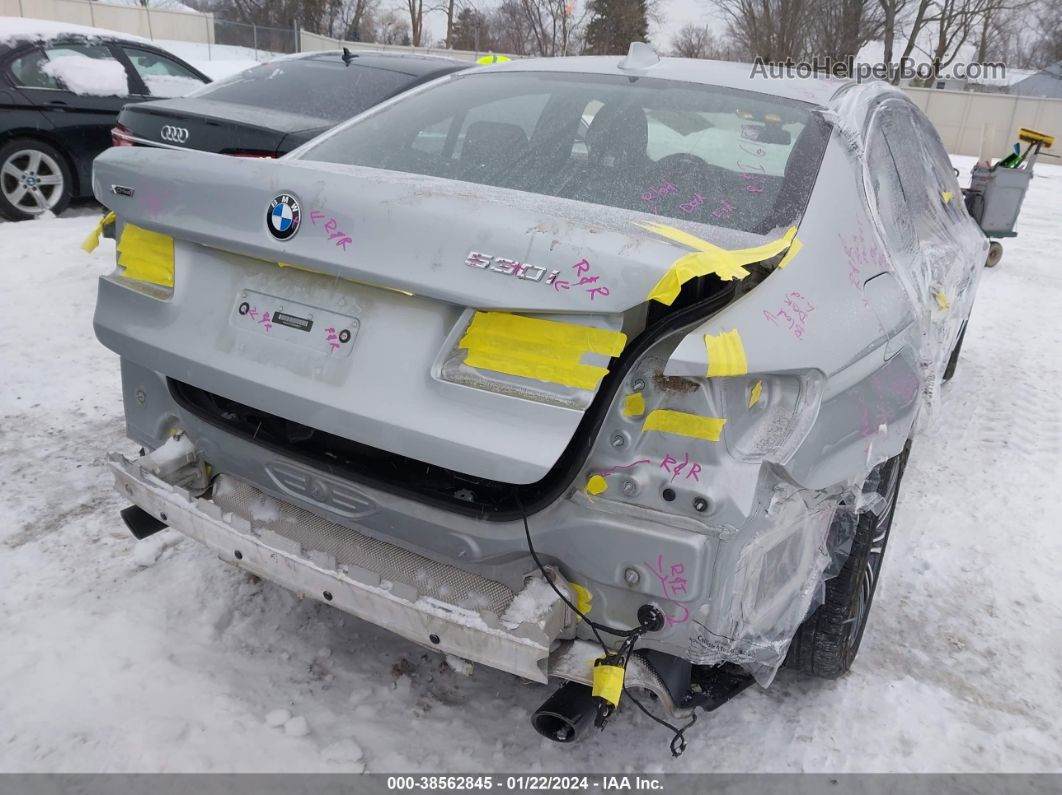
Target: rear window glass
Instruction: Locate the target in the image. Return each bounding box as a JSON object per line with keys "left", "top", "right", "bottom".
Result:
{"left": 298, "top": 71, "right": 828, "bottom": 233}
{"left": 192, "top": 59, "right": 417, "bottom": 121}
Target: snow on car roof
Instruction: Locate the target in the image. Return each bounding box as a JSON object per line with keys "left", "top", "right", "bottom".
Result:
{"left": 474, "top": 55, "right": 852, "bottom": 106}
{"left": 0, "top": 16, "right": 152, "bottom": 46}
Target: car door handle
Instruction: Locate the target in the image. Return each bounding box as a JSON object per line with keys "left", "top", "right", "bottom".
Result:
{"left": 46, "top": 99, "right": 68, "bottom": 107}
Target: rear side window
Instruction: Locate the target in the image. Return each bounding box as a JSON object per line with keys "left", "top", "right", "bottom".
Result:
{"left": 299, "top": 71, "right": 828, "bottom": 234}
{"left": 42, "top": 43, "right": 130, "bottom": 96}
{"left": 191, "top": 59, "right": 416, "bottom": 121}
{"left": 866, "top": 100, "right": 970, "bottom": 307}
{"left": 8, "top": 43, "right": 129, "bottom": 95}
{"left": 864, "top": 115, "right": 917, "bottom": 262}
{"left": 8, "top": 48, "right": 58, "bottom": 89}
{"left": 120, "top": 46, "right": 205, "bottom": 98}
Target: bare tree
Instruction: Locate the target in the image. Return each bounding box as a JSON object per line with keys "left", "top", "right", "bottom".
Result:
{"left": 671, "top": 24, "right": 726, "bottom": 58}
{"left": 712, "top": 0, "right": 815, "bottom": 61}
{"left": 518, "top": 0, "right": 587, "bottom": 56}
{"left": 342, "top": 0, "right": 380, "bottom": 39}
{"left": 377, "top": 7, "right": 413, "bottom": 42}
{"left": 1023, "top": 0, "right": 1062, "bottom": 66}
{"left": 406, "top": 0, "right": 427, "bottom": 44}
{"left": 892, "top": 0, "right": 936, "bottom": 81}
{"left": 970, "top": 0, "right": 1037, "bottom": 63}
{"left": 810, "top": 0, "right": 884, "bottom": 66}
{"left": 921, "top": 0, "right": 988, "bottom": 80}
{"left": 876, "top": 0, "right": 909, "bottom": 66}
{"left": 487, "top": 0, "right": 534, "bottom": 53}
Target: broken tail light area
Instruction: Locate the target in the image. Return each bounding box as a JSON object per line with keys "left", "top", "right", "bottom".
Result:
{"left": 435, "top": 309, "right": 629, "bottom": 410}
{"left": 573, "top": 338, "right": 823, "bottom": 530}
{"left": 87, "top": 216, "right": 176, "bottom": 299}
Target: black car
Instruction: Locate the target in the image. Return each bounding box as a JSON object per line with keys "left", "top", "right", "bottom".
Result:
{"left": 0, "top": 27, "right": 210, "bottom": 220}
{"left": 113, "top": 51, "right": 467, "bottom": 159}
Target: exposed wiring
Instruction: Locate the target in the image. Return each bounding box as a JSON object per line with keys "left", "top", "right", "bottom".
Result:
{"left": 515, "top": 490, "right": 638, "bottom": 648}
{"left": 515, "top": 490, "right": 696, "bottom": 757}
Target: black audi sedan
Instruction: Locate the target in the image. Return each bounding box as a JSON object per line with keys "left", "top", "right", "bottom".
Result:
{"left": 0, "top": 21, "right": 210, "bottom": 220}
{"left": 112, "top": 51, "right": 467, "bottom": 159}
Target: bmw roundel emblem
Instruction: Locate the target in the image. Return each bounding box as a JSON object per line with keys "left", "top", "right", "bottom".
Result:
{"left": 267, "top": 194, "right": 301, "bottom": 241}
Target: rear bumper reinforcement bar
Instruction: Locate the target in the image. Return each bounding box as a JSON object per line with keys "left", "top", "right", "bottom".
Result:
{"left": 107, "top": 450, "right": 686, "bottom": 715}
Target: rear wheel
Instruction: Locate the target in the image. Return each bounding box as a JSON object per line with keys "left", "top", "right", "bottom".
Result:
{"left": 942, "top": 322, "right": 967, "bottom": 382}
{"left": 0, "top": 138, "right": 73, "bottom": 221}
{"left": 784, "top": 447, "right": 909, "bottom": 678}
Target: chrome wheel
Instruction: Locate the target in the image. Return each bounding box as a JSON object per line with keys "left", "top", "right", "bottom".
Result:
{"left": 1, "top": 148, "right": 65, "bottom": 215}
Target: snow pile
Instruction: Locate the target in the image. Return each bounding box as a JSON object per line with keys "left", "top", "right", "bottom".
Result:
{"left": 499, "top": 575, "right": 557, "bottom": 626}
{"left": 142, "top": 74, "right": 202, "bottom": 98}
{"left": 42, "top": 53, "right": 128, "bottom": 96}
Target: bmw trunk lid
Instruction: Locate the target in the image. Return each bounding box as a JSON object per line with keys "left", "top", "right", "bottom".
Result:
{"left": 90, "top": 147, "right": 781, "bottom": 485}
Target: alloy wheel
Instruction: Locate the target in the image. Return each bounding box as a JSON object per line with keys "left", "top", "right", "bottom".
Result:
{"left": 1, "top": 148, "right": 65, "bottom": 216}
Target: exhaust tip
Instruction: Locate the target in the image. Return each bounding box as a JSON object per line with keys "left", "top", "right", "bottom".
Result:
{"left": 530, "top": 681, "right": 596, "bottom": 744}
{"left": 120, "top": 505, "right": 168, "bottom": 540}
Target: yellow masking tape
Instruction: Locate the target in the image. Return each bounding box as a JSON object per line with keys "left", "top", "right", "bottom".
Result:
{"left": 941, "top": 191, "right": 953, "bottom": 204}
{"left": 585, "top": 474, "right": 608, "bottom": 496}
{"left": 622, "top": 392, "right": 646, "bottom": 417}
{"left": 934, "top": 290, "right": 951, "bottom": 311}
{"left": 705, "top": 329, "right": 748, "bottom": 377}
{"left": 591, "top": 661, "right": 625, "bottom": 707}
{"left": 749, "top": 379, "right": 763, "bottom": 407}
{"left": 642, "top": 409, "right": 726, "bottom": 441}
{"left": 637, "top": 222, "right": 799, "bottom": 305}
{"left": 569, "top": 582, "right": 592, "bottom": 622}
{"left": 80, "top": 211, "right": 117, "bottom": 253}
{"left": 776, "top": 236, "right": 804, "bottom": 269}
{"left": 459, "top": 312, "right": 627, "bottom": 390}
{"left": 117, "top": 223, "right": 174, "bottom": 287}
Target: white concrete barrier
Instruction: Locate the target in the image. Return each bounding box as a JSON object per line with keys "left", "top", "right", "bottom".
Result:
{"left": 903, "top": 87, "right": 1062, "bottom": 158}
{"left": 2, "top": 0, "right": 215, "bottom": 45}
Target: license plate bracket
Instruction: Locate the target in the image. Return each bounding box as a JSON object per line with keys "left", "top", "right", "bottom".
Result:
{"left": 232, "top": 290, "right": 359, "bottom": 357}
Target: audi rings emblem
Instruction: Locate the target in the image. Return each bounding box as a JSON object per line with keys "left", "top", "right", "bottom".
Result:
{"left": 160, "top": 125, "right": 190, "bottom": 144}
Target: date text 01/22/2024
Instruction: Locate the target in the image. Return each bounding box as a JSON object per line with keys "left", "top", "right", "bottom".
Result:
{"left": 386, "top": 776, "right": 665, "bottom": 791}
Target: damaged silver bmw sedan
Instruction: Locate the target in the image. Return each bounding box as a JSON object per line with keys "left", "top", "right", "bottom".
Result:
{"left": 90, "top": 46, "right": 987, "bottom": 751}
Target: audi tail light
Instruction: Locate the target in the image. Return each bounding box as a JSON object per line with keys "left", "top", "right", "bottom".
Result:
{"left": 111, "top": 124, "right": 135, "bottom": 147}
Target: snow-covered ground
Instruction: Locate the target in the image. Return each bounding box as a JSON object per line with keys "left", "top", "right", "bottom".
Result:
{"left": 155, "top": 39, "right": 280, "bottom": 81}
{"left": 0, "top": 157, "right": 1060, "bottom": 773}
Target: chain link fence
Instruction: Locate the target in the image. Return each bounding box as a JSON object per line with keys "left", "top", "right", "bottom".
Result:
{"left": 214, "top": 18, "right": 300, "bottom": 58}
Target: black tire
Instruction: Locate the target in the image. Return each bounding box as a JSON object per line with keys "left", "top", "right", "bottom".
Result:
{"left": 784, "top": 446, "right": 909, "bottom": 678}
{"left": 0, "top": 137, "right": 74, "bottom": 221}
{"left": 985, "top": 240, "right": 1003, "bottom": 268}
{"left": 942, "top": 322, "right": 967, "bottom": 383}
